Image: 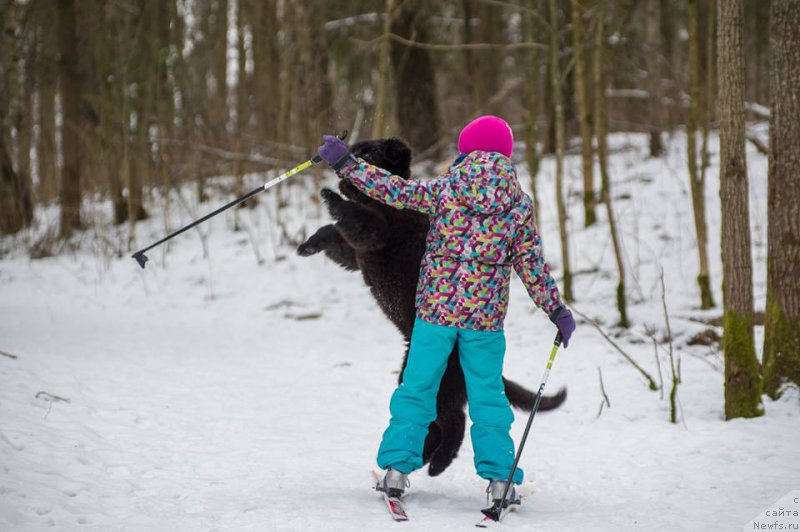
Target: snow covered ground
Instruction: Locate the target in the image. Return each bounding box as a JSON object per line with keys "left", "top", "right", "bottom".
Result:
{"left": 1, "top": 132, "right": 798, "bottom": 531}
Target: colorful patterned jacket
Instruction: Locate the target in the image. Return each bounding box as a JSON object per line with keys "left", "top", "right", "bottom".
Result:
{"left": 338, "top": 151, "right": 562, "bottom": 331}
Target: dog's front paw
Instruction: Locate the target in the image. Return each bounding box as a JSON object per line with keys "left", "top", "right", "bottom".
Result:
{"left": 297, "top": 239, "right": 320, "bottom": 256}
{"left": 321, "top": 188, "right": 346, "bottom": 220}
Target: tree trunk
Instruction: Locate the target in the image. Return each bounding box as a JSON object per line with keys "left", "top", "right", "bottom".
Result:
{"left": 276, "top": 4, "right": 295, "bottom": 145}
{"left": 36, "top": 19, "right": 59, "bottom": 204}
{"left": 548, "top": 0, "right": 572, "bottom": 302}
{"left": 595, "top": 0, "right": 627, "bottom": 327}
{"left": 645, "top": 0, "right": 664, "bottom": 157}
{"left": 717, "top": 0, "right": 762, "bottom": 420}
{"left": 688, "top": 0, "right": 715, "bottom": 309}
{"left": 57, "top": 0, "right": 82, "bottom": 237}
{"left": 700, "top": 0, "right": 716, "bottom": 191}
{"left": 523, "top": 0, "right": 541, "bottom": 225}
{"left": 97, "top": 4, "right": 126, "bottom": 225}
{"left": 372, "top": 0, "right": 394, "bottom": 138}
{"left": 211, "top": 0, "right": 229, "bottom": 144}
{"left": 129, "top": 1, "right": 154, "bottom": 224}
{"left": 252, "top": 0, "right": 279, "bottom": 140}
{"left": 762, "top": 0, "right": 800, "bottom": 398}
{"left": 0, "top": 1, "right": 33, "bottom": 234}
{"left": 390, "top": 0, "right": 441, "bottom": 156}
{"left": 570, "top": 0, "right": 596, "bottom": 228}
{"left": 461, "top": 0, "right": 478, "bottom": 114}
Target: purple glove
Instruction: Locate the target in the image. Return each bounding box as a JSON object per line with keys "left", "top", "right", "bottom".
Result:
{"left": 318, "top": 135, "right": 350, "bottom": 169}
{"left": 549, "top": 306, "right": 576, "bottom": 348}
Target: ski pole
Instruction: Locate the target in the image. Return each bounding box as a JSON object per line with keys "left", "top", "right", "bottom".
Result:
{"left": 131, "top": 134, "right": 346, "bottom": 269}
{"left": 481, "top": 332, "right": 563, "bottom": 522}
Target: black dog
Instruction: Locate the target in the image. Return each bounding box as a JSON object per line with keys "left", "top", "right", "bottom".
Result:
{"left": 298, "top": 137, "right": 566, "bottom": 476}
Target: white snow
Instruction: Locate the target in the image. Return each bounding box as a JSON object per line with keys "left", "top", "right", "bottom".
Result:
{"left": 1, "top": 131, "right": 798, "bottom": 531}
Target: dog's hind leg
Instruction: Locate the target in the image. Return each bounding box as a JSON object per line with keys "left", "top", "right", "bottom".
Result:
{"left": 427, "top": 404, "right": 466, "bottom": 477}
{"left": 426, "top": 348, "right": 468, "bottom": 476}
{"left": 422, "top": 421, "right": 442, "bottom": 466}
{"left": 297, "top": 224, "right": 359, "bottom": 271}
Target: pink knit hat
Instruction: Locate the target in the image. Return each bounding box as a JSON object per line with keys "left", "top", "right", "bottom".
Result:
{"left": 457, "top": 115, "right": 514, "bottom": 157}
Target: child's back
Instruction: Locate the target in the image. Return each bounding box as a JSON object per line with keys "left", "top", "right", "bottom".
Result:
{"left": 344, "top": 149, "right": 560, "bottom": 331}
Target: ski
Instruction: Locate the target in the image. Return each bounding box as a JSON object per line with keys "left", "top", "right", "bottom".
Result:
{"left": 475, "top": 504, "right": 519, "bottom": 527}
{"left": 372, "top": 470, "right": 409, "bottom": 521}
{"left": 476, "top": 495, "right": 521, "bottom": 527}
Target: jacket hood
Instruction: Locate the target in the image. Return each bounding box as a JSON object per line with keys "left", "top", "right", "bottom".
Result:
{"left": 450, "top": 151, "right": 521, "bottom": 214}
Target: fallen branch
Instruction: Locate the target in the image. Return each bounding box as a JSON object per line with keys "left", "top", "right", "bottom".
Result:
{"left": 571, "top": 305, "right": 660, "bottom": 391}
{"left": 357, "top": 33, "right": 548, "bottom": 52}
{"left": 161, "top": 138, "right": 292, "bottom": 167}
{"left": 746, "top": 134, "right": 769, "bottom": 156}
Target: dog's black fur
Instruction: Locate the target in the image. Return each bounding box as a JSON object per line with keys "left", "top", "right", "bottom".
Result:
{"left": 298, "top": 137, "right": 566, "bottom": 476}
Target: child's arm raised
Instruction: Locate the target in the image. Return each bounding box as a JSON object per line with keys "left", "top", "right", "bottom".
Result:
{"left": 336, "top": 156, "right": 447, "bottom": 215}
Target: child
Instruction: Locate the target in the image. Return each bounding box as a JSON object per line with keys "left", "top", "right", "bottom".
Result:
{"left": 318, "top": 115, "right": 576, "bottom": 506}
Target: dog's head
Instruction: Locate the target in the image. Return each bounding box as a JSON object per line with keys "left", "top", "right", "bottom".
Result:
{"left": 339, "top": 137, "right": 413, "bottom": 202}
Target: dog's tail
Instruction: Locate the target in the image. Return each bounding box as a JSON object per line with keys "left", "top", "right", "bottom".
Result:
{"left": 503, "top": 377, "right": 567, "bottom": 411}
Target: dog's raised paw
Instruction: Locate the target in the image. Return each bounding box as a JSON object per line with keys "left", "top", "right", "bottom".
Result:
{"left": 320, "top": 187, "right": 341, "bottom": 203}
{"left": 320, "top": 188, "right": 346, "bottom": 219}
{"left": 297, "top": 240, "right": 319, "bottom": 256}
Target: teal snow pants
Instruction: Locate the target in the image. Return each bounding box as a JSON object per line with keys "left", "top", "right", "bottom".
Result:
{"left": 377, "top": 318, "right": 523, "bottom": 484}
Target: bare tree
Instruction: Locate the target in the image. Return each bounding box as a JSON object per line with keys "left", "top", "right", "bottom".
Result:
{"left": 372, "top": 0, "right": 395, "bottom": 138}
{"left": 523, "top": 0, "right": 542, "bottom": 224}
{"left": 717, "top": 0, "right": 762, "bottom": 419}
{"left": 34, "top": 10, "right": 59, "bottom": 204}
{"left": 594, "top": 0, "right": 627, "bottom": 327}
{"left": 687, "top": 0, "right": 715, "bottom": 309}
{"left": 390, "top": 0, "right": 441, "bottom": 156}
{"left": 548, "top": 0, "right": 572, "bottom": 301}
{"left": 0, "top": 1, "right": 33, "bottom": 234}
{"left": 57, "top": 0, "right": 83, "bottom": 237}
{"left": 571, "top": 0, "right": 596, "bottom": 228}
{"left": 762, "top": 0, "right": 800, "bottom": 398}
{"left": 644, "top": 0, "right": 664, "bottom": 157}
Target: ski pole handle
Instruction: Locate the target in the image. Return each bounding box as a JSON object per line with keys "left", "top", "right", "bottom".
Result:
{"left": 260, "top": 130, "right": 348, "bottom": 191}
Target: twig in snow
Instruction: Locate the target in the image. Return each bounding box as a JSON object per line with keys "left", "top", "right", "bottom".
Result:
{"left": 644, "top": 324, "right": 665, "bottom": 400}
{"left": 0, "top": 349, "right": 18, "bottom": 360}
{"left": 35, "top": 391, "right": 71, "bottom": 403}
{"left": 570, "top": 305, "right": 660, "bottom": 391}
{"left": 659, "top": 268, "right": 680, "bottom": 424}
{"left": 35, "top": 391, "right": 71, "bottom": 420}
{"left": 597, "top": 367, "right": 611, "bottom": 418}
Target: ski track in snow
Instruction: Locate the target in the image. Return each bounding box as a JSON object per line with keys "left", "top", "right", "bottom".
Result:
{"left": 1, "top": 132, "right": 798, "bottom": 531}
